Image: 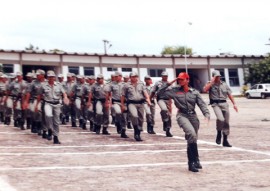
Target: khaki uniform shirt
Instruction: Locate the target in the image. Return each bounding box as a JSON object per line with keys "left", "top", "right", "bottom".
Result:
{"left": 157, "top": 84, "right": 210, "bottom": 118}
{"left": 41, "top": 82, "right": 65, "bottom": 102}
{"left": 122, "top": 82, "right": 147, "bottom": 101}
{"left": 207, "top": 81, "right": 232, "bottom": 100}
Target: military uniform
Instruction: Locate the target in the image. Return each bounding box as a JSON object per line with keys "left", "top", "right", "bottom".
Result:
{"left": 90, "top": 74, "right": 110, "bottom": 135}
{"left": 144, "top": 75, "right": 156, "bottom": 134}
{"left": 122, "top": 72, "right": 150, "bottom": 141}
{"left": 204, "top": 70, "right": 235, "bottom": 147}
{"left": 38, "top": 71, "right": 66, "bottom": 144}
{"left": 151, "top": 71, "right": 173, "bottom": 137}
{"left": 106, "top": 71, "right": 128, "bottom": 138}
{"left": 25, "top": 70, "right": 47, "bottom": 135}
{"left": 0, "top": 74, "right": 7, "bottom": 123}
{"left": 71, "top": 75, "right": 87, "bottom": 129}
{"left": 63, "top": 74, "right": 76, "bottom": 126}
{"left": 157, "top": 72, "right": 210, "bottom": 172}
{"left": 7, "top": 72, "right": 28, "bottom": 130}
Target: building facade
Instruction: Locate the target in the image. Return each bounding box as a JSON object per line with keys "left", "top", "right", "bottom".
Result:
{"left": 0, "top": 49, "right": 265, "bottom": 95}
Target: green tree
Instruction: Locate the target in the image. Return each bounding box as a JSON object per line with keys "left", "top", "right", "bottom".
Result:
{"left": 161, "top": 45, "right": 193, "bottom": 55}
{"left": 245, "top": 54, "right": 270, "bottom": 84}
{"left": 25, "top": 44, "right": 39, "bottom": 50}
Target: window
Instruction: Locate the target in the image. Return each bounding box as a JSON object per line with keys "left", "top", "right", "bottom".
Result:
{"left": 215, "top": 69, "right": 225, "bottom": 81}
{"left": 107, "top": 67, "right": 117, "bottom": 72}
{"left": 3, "top": 64, "right": 14, "bottom": 73}
{"left": 258, "top": 85, "right": 263, "bottom": 89}
{"left": 84, "top": 67, "right": 94, "bottom": 76}
{"left": 148, "top": 69, "right": 163, "bottom": 77}
{"left": 68, "top": 66, "right": 79, "bottom": 75}
{"left": 122, "top": 68, "right": 132, "bottom": 72}
{"left": 228, "top": 69, "right": 240, "bottom": 86}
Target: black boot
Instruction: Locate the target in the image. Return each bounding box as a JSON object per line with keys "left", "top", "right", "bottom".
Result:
{"left": 223, "top": 133, "right": 232, "bottom": 147}
{"left": 148, "top": 124, "right": 156, "bottom": 134}
{"left": 111, "top": 116, "right": 115, "bottom": 125}
{"left": 37, "top": 122, "right": 42, "bottom": 136}
{"left": 95, "top": 125, "right": 101, "bottom": 134}
{"left": 134, "top": 127, "right": 142, "bottom": 141}
{"left": 187, "top": 143, "right": 199, "bottom": 172}
{"left": 121, "top": 129, "right": 129, "bottom": 138}
{"left": 53, "top": 136, "right": 61, "bottom": 144}
{"left": 14, "top": 119, "right": 19, "bottom": 127}
{"left": 116, "top": 122, "right": 122, "bottom": 134}
{"left": 127, "top": 122, "right": 132, "bottom": 129}
{"left": 19, "top": 118, "right": 25, "bottom": 130}
{"left": 66, "top": 115, "right": 69, "bottom": 123}
{"left": 26, "top": 118, "right": 31, "bottom": 129}
{"left": 82, "top": 122, "right": 87, "bottom": 130}
{"left": 5, "top": 117, "right": 11, "bottom": 125}
{"left": 31, "top": 121, "right": 37, "bottom": 133}
{"left": 42, "top": 131, "right": 47, "bottom": 139}
{"left": 147, "top": 123, "right": 152, "bottom": 134}
{"left": 79, "top": 119, "right": 83, "bottom": 128}
{"left": 163, "top": 122, "right": 166, "bottom": 131}
{"left": 194, "top": 143, "right": 202, "bottom": 169}
{"left": 61, "top": 116, "right": 66, "bottom": 125}
{"left": 0, "top": 112, "right": 4, "bottom": 122}
{"left": 90, "top": 121, "right": 94, "bottom": 131}
{"left": 72, "top": 122, "right": 77, "bottom": 127}
{"left": 166, "top": 128, "right": 173, "bottom": 137}
{"left": 216, "top": 130, "right": 222, "bottom": 145}
{"left": 102, "top": 127, "right": 110, "bottom": 135}
{"left": 47, "top": 129, "right": 52, "bottom": 141}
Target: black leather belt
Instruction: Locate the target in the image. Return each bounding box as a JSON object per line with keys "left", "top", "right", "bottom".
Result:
{"left": 127, "top": 100, "right": 145, "bottom": 104}
{"left": 44, "top": 100, "right": 60, "bottom": 105}
{"left": 210, "top": 99, "right": 227, "bottom": 104}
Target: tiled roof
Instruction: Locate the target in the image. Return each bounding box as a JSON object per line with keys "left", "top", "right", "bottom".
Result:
{"left": 0, "top": 49, "right": 266, "bottom": 58}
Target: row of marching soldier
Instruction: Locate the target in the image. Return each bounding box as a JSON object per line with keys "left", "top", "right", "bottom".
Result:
{"left": 0, "top": 69, "right": 238, "bottom": 172}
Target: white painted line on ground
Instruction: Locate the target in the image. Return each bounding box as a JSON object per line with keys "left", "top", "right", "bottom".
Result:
{"left": 0, "top": 142, "right": 186, "bottom": 149}
{"left": 156, "top": 133, "right": 270, "bottom": 157}
{"left": 0, "top": 148, "right": 220, "bottom": 156}
{"left": 0, "top": 177, "right": 17, "bottom": 191}
{"left": 1, "top": 159, "right": 270, "bottom": 171}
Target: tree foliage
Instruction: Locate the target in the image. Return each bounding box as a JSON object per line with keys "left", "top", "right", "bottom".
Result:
{"left": 245, "top": 55, "right": 270, "bottom": 84}
{"left": 25, "top": 44, "right": 39, "bottom": 50}
{"left": 161, "top": 45, "right": 193, "bottom": 55}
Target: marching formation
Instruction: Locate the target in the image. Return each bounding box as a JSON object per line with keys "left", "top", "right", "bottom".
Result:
{"left": 0, "top": 69, "right": 238, "bottom": 172}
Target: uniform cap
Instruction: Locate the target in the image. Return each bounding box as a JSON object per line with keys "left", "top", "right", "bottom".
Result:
{"left": 161, "top": 71, "right": 168, "bottom": 76}
{"left": 97, "top": 74, "right": 104, "bottom": 79}
{"left": 89, "top": 75, "right": 95, "bottom": 80}
{"left": 2, "top": 74, "right": 8, "bottom": 78}
{"left": 177, "top": 72, "right": 190, "bottom": 79}
{"left": 129, "top": 71, "right": 138, "bottom": 77}
{"left": 67, "top": 73, "right": 73, "bottom": 77}
{"left": 76, "top": 75, "right": 83, "bottom": 79}
{"left": 123, "top": 75, "right": 129, "bottom": 79}
{"left": 144, "top": 75, "right": 151, "bottom": 79}
{"left": 58, "top": 74, "right": 63, "bottom": 78}
{"left": 111, "top": 73, "right": 116, "bottom": 77}
{"left": 16, "top": 71, "right": 23, "bottom": 76}
{"left": 26, "top": 72, "right": 33, "bottom": 77}
{"left": 36, "top": 69, "right": 45, "bottom": 75}
{"left": 212, "top": 70, "right": 221, "bottom": 77}
{"left": 32, "top": 74, "right": 37, "bottom": 79}
{"left": 47, "top": 70, "right": 56, "bottom": 77}
{"left": 114, "top": 71, "right": 122, "bottom": 76}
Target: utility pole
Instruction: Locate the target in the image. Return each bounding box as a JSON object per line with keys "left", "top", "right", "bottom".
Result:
{"left": 103, "top": 39, "right": 112, "bottom": 54}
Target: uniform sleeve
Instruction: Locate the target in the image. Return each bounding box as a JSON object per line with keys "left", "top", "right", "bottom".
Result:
{"left": 151, "top": 82, "right": 158, "bottom": 94}
{"left": 60, "top": 84, "right": 65, "bottom": 94}
{"left": 225, "top": 83, "right": 232, "bottom": 95}
{"left": 195, "top": 91, "right": 210, "bottom": 118}
{"left": 122, "top": 84, "right": 127, "bottom": 96}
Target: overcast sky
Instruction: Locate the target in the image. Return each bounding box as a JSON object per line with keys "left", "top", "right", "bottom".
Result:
{"left": 0, "top": 0, "right": 269, "bottom": 55}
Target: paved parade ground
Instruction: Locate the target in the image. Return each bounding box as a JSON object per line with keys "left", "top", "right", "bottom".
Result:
{"left": 0, "top": 95, "right": 270, "bottom": 191}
